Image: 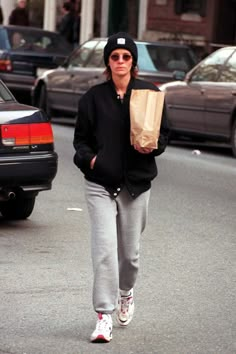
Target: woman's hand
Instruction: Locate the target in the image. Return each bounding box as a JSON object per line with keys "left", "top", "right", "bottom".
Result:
{"left": 134, "top": 144, "right": 153, "bottom": 154}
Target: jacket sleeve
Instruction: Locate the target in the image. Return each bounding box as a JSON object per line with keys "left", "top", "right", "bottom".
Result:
{"left": 73, "top": 94, "right": 96, "bottom": 169}
{"left": 152, "top": 101, "right": 170, "bottom": 157}
{"left": 8, "top": 11, "right": 15, "bottom": 25}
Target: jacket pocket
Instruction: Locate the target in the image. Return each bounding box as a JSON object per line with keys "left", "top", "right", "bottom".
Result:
{"left": 93, "top": 150, "right": 122, "bottom": 182}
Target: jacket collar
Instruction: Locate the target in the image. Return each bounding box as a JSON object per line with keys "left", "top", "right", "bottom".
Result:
{"left": 108, "top": 77, "right": 136, "bottom": 99}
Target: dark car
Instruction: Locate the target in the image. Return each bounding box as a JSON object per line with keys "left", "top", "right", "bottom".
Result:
{"left": 32, "top": 38, "right": 197, "bottom": 119}
{"left": 159, "top": 46, "right": 236, "bottom": 157}
{"left": 0, "top": 25, "right": 73, "bottom": 102}
{"left": 0, "top": 79, "right": 57, "bottom": 220}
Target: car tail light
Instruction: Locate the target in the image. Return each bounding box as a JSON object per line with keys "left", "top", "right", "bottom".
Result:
{"left": 153, "top": 81, "right": 162, "bottom": 87}
{"left": 0, "top": 59, "right": 12, "bottom": 72}
{"left": 1, "top": 123, "right": 54, "bottom": 146}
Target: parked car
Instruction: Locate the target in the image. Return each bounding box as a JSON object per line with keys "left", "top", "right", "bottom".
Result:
{"left": 160, "top": 46, "right": 236, "bottom": 157}
{"left": 32, "top": 38, "right": 197, "bottom": 119}
{"left": 0, "top": 79, "right": 57, "bottom": 220}
{"left": 0, "top": 25, "right": 73, "bottom": 102}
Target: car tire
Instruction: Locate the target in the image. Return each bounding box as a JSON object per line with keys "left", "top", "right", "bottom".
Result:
{"left": 0, "top": 196, "right": 36, "bottom": 220}
{"left": 231, "top": 120, "right": 236, "bottom": 157}
{"left": 38, "top": 84, "right": 51, "bottom": 120}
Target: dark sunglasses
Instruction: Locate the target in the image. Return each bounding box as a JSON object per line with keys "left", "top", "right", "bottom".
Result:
{"left": 110, "top": 53, "right": 132, "bottom": 62}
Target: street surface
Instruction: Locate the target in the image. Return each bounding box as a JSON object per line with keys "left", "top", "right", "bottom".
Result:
{"left": 0, "top": 123, "right": 235, "bottom": 354}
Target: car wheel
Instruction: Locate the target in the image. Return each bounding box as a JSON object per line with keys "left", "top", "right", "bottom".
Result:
{"left": 231, "top": 120, "right": 236, "bottom": 157}
{"left": 0, "top": 196, "right": 36, "bottom": 220}
{"left": 38, "top": 84, "right": 51, "bottom": 120}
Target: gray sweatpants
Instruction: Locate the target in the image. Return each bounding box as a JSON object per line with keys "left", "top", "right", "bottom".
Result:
{"left": 85, "top": 180, "right": 150, "bottom": 314}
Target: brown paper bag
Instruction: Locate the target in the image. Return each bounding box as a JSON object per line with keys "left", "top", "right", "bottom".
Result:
{"left": 130, "top": 89, "right": 165, "bottom": 149}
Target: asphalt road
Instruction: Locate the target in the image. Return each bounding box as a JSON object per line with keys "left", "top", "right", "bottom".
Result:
{"left": 0, "top": 123, "right": 235, "bottom": 354}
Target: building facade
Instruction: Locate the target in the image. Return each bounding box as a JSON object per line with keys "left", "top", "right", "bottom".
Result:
{"left": 2, "top": 0, "right": 236, "bottom": 57}
{"left": 144, "top": 0, "right": 236, "bottom": 57}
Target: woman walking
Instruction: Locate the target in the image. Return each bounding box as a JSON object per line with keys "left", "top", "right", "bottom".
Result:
{"left": 73, "top": 32, "right": 169, "bottom": 343}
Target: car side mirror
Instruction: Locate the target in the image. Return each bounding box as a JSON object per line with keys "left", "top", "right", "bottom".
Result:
{"left": 173, "top": 70, "right": 186, "bottom": 81}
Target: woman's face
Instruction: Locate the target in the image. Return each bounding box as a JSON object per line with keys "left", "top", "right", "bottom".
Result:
{"left": 108, "top": 49, "right": 133, "bottom": 78}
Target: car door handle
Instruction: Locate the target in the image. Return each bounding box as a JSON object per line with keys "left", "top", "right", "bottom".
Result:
{"left": 201, "top": 88, "right": 205, "bottom": 94}
{"left": 232, "top": 90, "right": 236, "bottom": 96}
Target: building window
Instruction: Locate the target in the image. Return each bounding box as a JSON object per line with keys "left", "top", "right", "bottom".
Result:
{"left": 183, "top": 0, "right": 201, "bottom": 13}
{"left": 175, "top": 0, "right": 206, "bottom": 17}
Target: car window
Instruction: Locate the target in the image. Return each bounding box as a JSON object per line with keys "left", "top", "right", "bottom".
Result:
{"left": 86, "top": 41, "right": 106, "bottom": 67}
{"left": 0, "top": 81, "right": 15, "bottom": 101}
{"left": 165, "top": 47, "right": 196, "bottom": 71}
{"left": 191, "top": 62, "right": 219, "bottom": 82}
{"left": 191, "top": 47, "right": 235, "bottom": 82}
{"left": 6, "top": 28, "right": 72, "bottom": 54}
{"left": 218, "top": 50, "right": 236, "bottom": 82}
{"left": 204, "top": 47, "right": 235, "bottom": 65}
{"left": 136, "top": 43, "right": 157, "bottom": 71}
{"left": 68, "top": 40, "right": 99, "bottom": 68}
{"left": 0, "top": 28, "right": 10, "bottom": 50}
{"left": 137, "top": 43, "right": 196, "bottom": 73}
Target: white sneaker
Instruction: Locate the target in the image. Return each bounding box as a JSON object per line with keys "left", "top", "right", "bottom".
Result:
{"left": 116, "top": 289, "right": 134, "bottom": 326}
{"left": 90, "top": 313, "right": 112, "bottom": 343}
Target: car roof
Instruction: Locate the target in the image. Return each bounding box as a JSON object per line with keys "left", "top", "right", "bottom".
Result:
{"left": 90, "top": 37, "right": 193, "bottom": 48}
{"left": 0, "top": 25, "right": 60, "bottom": 36}
{"left": 216, "top": 46, "right": 236, "bottom": 50}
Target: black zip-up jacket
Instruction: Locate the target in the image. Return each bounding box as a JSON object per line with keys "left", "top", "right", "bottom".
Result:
{"left": 9, "top": 8, "right": 29, "bottom": 26}
{"left": 73, "top": 77, "right": 170, "bottom": 198}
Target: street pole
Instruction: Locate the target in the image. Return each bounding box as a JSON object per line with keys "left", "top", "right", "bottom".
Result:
{"left": 80, "top": 0, "right": 95, "bottom": 44}
{"left": 138, "top": 0, "right": 147, "bottom": 40}
{"left": 1, "top": 0, "right": 15, "bottom": 25}
{"left": 100, "top": 0, "right": 109, "bottom": 37}
{"left": 43, "top": 0, "right": 56, "bottom": 32}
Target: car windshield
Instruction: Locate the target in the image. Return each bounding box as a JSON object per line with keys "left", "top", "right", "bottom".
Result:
{"left": 6, "top": 28, "right": 72, "bottom": 54}
{"left": 190, "top": 47, "right": 236, "bottom": 82}
{"left": 137, "top": 43, "right": 197, "bottom": 73}
{"left": 0, "top": 81, "right": 15, "bottom": 102}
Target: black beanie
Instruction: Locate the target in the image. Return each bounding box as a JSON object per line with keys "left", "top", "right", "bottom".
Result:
{"left": 103, "top": 32, "right": 138, "bottom": 66}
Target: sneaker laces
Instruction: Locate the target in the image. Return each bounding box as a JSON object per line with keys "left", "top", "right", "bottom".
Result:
{"left": 120, "top": 293, "right": 133, "bottom": 314}
{"left": 96, "top": 313, "right": 111, "bottom": 331}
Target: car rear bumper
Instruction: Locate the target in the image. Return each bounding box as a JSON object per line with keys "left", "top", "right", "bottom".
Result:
{"left": 0, "top": 151, "right": 58, "bottom": 192}
{"left": 0, "top": 73, "right": 35, "bottom": 92}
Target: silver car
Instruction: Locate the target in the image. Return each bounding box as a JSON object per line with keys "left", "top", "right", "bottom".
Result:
{"left": 32, "top": 38, "right": 197, "bottom": 120}
{"left": 160, "top": 46, "right": 236, "bottom": 157}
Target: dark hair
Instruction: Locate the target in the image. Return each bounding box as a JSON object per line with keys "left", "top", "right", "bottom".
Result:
{"left": 104, "top": 64, "right": 138, "bottom": 80}
{"left": 63, "top": 2, "right": 72, "bottom": 11}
